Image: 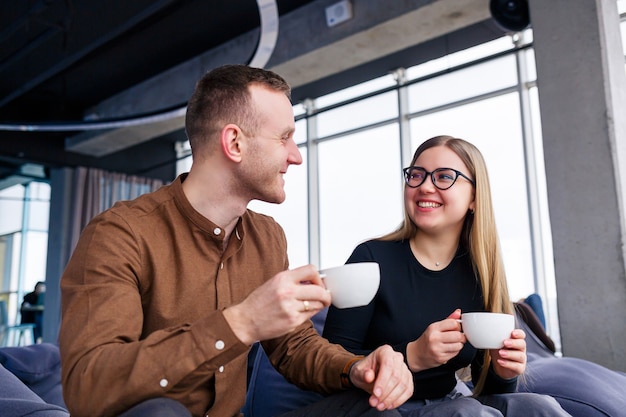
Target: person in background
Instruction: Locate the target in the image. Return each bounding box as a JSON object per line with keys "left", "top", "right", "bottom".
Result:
{"left": 21, "top": 281, "right": 45, "bottom": 342}
{"left": 323, "top": 135, "right": 571, "bottom": 417}
{"left": 59, "top": 64, "right": 413, "bottom": 417}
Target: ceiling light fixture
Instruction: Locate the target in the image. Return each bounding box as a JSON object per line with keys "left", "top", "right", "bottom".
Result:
{"left": 249, "top": 0, "right": 279, "bottom": 69}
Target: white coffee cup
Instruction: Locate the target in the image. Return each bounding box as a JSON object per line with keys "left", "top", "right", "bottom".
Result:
{"left": 319, "top": 262, "right": 380, "bottom": 309}
{"left": 459, "top": 312, "right": 515, "bottom": 349}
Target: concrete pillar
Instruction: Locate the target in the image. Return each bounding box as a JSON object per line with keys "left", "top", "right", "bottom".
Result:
{"left": 42, "top": 168, "right": 74, "bottom": 343}
{"left": 530, "top": 0, "right": 626, "bottom": 370}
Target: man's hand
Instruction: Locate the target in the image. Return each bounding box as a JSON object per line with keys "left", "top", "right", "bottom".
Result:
{"left": 223, "top": 265, "right": 331, "bottom": 345}
{"left": 349, "top": 345, "right": 414, "bottom": 411}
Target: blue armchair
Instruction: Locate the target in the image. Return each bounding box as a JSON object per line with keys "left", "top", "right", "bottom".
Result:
{"left": 243, "top": 301, "right": 626, "bottom": 417}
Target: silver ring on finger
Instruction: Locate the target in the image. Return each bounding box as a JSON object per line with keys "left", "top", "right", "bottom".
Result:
{"left": 303, "top": 300, "right": 310, "bottom": 312}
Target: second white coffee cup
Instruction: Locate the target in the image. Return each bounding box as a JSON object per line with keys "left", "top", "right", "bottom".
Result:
{"left": 319, "top": 262, "right": 380, "bottom": 309}
{"left": 459, "top": 312, "right": 515, "bottom": 349}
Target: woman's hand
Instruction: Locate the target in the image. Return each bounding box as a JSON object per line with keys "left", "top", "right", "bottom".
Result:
{"left": 490, "top": 329, "right": 527, "bottom": 379}
{"left": 406, "top": 309, "right": 466, "bottom": 372}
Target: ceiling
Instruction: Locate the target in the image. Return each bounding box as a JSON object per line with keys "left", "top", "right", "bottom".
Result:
{"left": 0, "top": 0, "right": 511, "bottom": 189}
{"left": 0, "top": 0, "right": 316, "bottom": 187}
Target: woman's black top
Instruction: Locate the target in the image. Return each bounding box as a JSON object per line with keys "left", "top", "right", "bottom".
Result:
{"left": 323, "top": 239, "right": 517, "bottom": 399}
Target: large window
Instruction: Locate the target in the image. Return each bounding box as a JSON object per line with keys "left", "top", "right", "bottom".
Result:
{"left": 0, "top": 182, "right": 50, "bottom": 324}
{"left": 176, "top": 32, "right": 562, "bottom": 342}
{"left": 279, "top": 35, "right": 562, "bottom": 349}
{"left": 301, "top": 35, "right": 550, "bottom": 302}
{"left": 317, "top": 124, "right": 403, "bottom": 267}
{"left": 409, "top": 92, "right": 535, "bottom": 299}
{"left": 177, "top": 32, "right": 562, "bottom": 340}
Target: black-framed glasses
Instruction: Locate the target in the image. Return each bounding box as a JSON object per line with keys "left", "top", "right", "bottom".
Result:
{"left": 403, "top": 166, "right": 475, "bottom": 190}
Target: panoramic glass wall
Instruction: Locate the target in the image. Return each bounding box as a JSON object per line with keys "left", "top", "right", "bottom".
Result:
{"left": 178, "top": 31, "right": 566, "bottom": 344}
{"left": 251, "top": 34, "right": 554, "bottom": 292}
{"left": 178, "top": 13, "right": 626, "bottom": 349}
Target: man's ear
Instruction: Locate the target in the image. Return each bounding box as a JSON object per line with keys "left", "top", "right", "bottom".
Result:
{"left": 221, "top": 124, "right": 243, "bottom": 162}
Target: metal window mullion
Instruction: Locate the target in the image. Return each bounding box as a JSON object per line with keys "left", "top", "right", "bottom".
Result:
{"left": 406, "top": 85, "right": 519, "bottom": 121}
{"left": 392, "top": 68, "right": 413, "bottom": 170}
{"left": 304, "top": 99, "right": 321, "bottom": 268}
{"left": 16, "top": 183, "right": 32, "bottom": 323}
{"left": 393, "top": 68, "right": 413, "bottom": 215}
{"left": 314, "top": 118, "right": 397, "bottom": 144}
{"left": 514, "top": 35, "right": 558, "bottom": 342}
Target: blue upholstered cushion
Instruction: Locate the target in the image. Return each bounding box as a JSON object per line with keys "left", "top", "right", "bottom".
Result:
{"left": 0, "top": 363, "right": 68, "bottom": 417}
{"left": 519, "top": 353, "right": 626, "bottom": 417}
{"left": 0, "top": 343, "right": 67, "bottom": 410}
{"left": 242, "top": 309, "right": 327, "bottom": 417}
{"left": 515, "top": 299, "right": 626, "bottom": 417}
{"left": 243, "top": 344, "right": 324, "bottom": 417}
{"left": 244, "top": 303, "right": 626, "bottom": 417}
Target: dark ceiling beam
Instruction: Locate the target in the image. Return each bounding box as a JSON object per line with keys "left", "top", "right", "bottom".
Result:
{"left": 0, "top": 0, "right": 178, "bottom": 108}
{"left": 0, "top": 27, "right": 61, "bottom": 75}
{"left": 0, "top": 0, "right": 53, "bottom": 44}
{"left": 66, "top": 0, "right": 492, "bottom": 157}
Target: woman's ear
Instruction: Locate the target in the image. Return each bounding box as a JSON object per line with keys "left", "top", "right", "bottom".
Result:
{"left": 221, "top": 124, "right": 243, "bottom": 163}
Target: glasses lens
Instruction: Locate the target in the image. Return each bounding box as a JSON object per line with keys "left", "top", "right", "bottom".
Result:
{"left": 404, "top": 167, "right": 426, "bottom": 187}
{"left": 432, "top": 168, "right": 457, "bottom": 190}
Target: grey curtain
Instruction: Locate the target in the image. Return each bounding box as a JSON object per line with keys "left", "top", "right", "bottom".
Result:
{"left": 68, "top": 167, "right": 164, "bottom": 253}
{"left": 43, "top": 166, "right": 165, "bottom": 343}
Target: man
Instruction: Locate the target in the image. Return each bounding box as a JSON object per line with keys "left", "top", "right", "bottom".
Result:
{"left": 21, "top": 281, "right": 45, "bottom": 342}
{"left": 59, "top": 64, "right": 413, "bottom": 417}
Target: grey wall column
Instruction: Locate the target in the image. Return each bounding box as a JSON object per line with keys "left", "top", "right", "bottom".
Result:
{"left": 530, "top": 0, "right": 626, "bottom": 371}
{"left": 42, "top": 168, "right": 74, "bottom": 343}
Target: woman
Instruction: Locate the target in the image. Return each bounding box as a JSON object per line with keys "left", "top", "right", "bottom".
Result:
{"left": 323, "top": 135, "right": 570, "bottom": 417}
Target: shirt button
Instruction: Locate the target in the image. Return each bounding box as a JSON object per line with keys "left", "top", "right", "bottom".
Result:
{"left": 159, "top": 378, "right": 168, "bottom": 388}
{"left": 215, "top": 340, "right": 225, "bottom": 350}
{"left": 218, "top": 365, "right": 224, "bottom": 373}
{"left": 213, "top": 227, "right": 221, "bottom": 235}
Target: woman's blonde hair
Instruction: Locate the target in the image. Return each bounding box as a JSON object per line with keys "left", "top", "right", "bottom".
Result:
{"left": 380, "top": 135, "right": 513, "bottom": 394}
